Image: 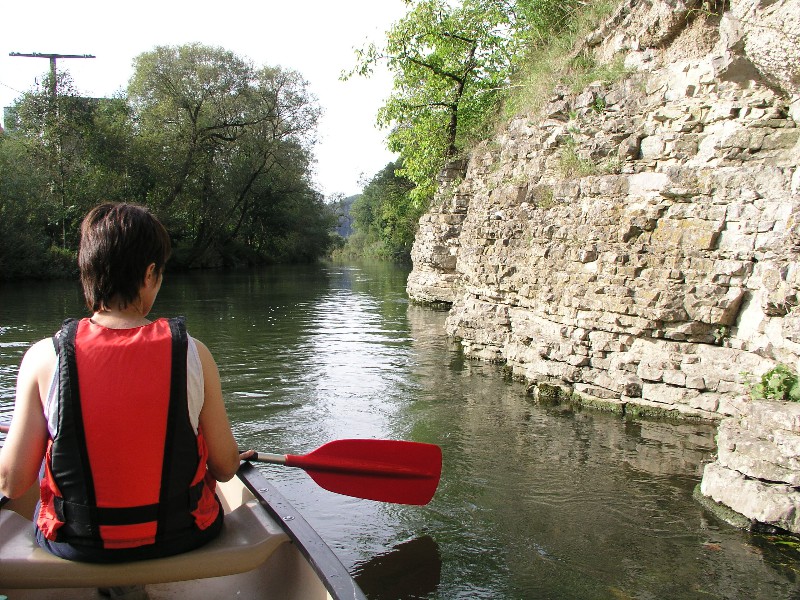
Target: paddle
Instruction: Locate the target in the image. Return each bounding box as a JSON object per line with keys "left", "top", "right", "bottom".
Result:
{"left": 244, "top": 439, "right": 442, "bottom": 506}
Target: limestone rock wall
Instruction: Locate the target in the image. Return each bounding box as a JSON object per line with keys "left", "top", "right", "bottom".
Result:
{"left": 407, "top": 0, "right": 800, "bottom": 533}
{"left": 407, "top": 0, "right": 800, "bottom": 422}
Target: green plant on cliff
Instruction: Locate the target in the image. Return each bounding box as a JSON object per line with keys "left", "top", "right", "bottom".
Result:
{"left": 556, "top": 136, "right": 622, "bottom": 178}
{"left": 558, "top": 138, "right": 596, "bottom": 177}
{"left": 747, "top": 364, "right": 800, "bottom": 402}
{"left": 533, "top": 185, "right": 555, "bottom": 208}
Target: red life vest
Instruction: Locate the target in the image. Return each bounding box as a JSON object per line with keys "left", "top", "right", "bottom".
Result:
{"left": 37, "top": 317, "right": 221, "bottom": 550}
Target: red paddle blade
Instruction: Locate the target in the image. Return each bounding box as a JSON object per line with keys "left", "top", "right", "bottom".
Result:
{"left": 285, "top": 439, "right": 442, "bottom": 505}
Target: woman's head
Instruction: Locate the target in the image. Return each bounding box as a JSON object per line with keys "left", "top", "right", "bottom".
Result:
{"left": 79, "top": 203, "right": 172, "bottom": 312}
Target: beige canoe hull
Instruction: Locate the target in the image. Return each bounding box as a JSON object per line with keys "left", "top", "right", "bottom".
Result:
{"left": 0, "top": 465, "right": 357, "bottom": 599}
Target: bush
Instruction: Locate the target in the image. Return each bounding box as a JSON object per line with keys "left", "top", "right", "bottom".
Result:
{"left": 747, "top": 364, "right": 800, "bottom": 402}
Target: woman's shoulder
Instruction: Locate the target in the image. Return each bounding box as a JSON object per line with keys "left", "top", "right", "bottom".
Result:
{"left": 25, "top": 337, "right": 57, "bottom": 361}
{"left": 188, "top": 336, "right": 211, "bottom": 357}
{"left": 18, "top": 337, "right": 57, "bottom": 382}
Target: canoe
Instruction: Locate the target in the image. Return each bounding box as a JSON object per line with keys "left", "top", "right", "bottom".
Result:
{"left": 0, "top": 462, "right": 368, "bottom": 600}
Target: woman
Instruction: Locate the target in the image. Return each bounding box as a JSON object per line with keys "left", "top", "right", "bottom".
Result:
{"left": 0, "top": 202, "right": 247, "bottom": 563}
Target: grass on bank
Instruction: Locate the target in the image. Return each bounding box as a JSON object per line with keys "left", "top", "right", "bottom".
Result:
{"left": 500, "top": 0, "right": 623, "bottom": 122}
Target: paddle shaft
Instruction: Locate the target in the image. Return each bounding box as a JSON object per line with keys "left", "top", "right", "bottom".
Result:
{"left": 1, "top": 422, "right": 442, "bottom": 504}
{"left": 250, "top": 451, "right": 286, "bottom": 465}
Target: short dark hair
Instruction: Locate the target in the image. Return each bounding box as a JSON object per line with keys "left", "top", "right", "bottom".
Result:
{"left": 79, "top": 203, "right": 172, "bottom": 312}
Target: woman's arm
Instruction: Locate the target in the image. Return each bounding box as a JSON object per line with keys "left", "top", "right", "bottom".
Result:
{"left": 194, "top": 339, "right": 240, "bottom": 482}
{"left": 0, "top": 339, "right": 53, "bottom": 498}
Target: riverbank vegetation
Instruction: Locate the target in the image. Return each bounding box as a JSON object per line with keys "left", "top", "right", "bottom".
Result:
{"left": 340, "top": 0, "right": 617, "bottom": 263}
{"left": 330, "top": 161, "right": 418, "bottom": 263}
{"left": 0, "top": 44, "right": 336, "bottom": 280}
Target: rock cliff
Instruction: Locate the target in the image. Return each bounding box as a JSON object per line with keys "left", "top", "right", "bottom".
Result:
{"left": 407, "top": 0, "right": 800, "bottom": 532}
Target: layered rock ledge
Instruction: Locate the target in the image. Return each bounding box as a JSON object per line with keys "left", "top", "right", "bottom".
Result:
{"left": 700, "top": 400, "right": 800, "bottom": 533}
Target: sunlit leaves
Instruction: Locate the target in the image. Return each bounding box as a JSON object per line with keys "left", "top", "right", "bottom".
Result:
{"left": 349, "top": 0, "right": 520, "bottom": 205}
{"left": 349, "top": 0, "right": 587, "bottom": 208}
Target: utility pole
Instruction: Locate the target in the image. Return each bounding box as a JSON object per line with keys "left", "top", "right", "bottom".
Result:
{"left": 9, "top": 52, "right": 95, "bottom": 249}
{"left": 9, "top": 52, "right": 95, "bottom": 98}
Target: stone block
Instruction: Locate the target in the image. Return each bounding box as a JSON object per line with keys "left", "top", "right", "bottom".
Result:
{"left": 700, "top": 462, "right": 800, "bottom": 534}
{"left": 662, "top": 369, "right": 687, "bottom": 386}
{"left": 574, "top": 382, "right": 620, "bottom": 399}
{"left": 741, "top": 400, "right": 800, "bottom": 434}
{"left": 640, "top": 136, "right": 666, "bottom": 159}
{"left": 627, "top": 172, "right": 669, "bottom": 196}
{"left": 716, "top": 420, "right": 800, "bottom": 485}
{"left": 685, "top": 375, "right": 706, "bottom": 390}
{"left": 641, "top": 382, "right": 694, "bottom": 404}
{"left": 761, "top": 129, "right": 800, "bottom": 151}
{"left": 688, "top": 392, "right": 719, "bottom": 412}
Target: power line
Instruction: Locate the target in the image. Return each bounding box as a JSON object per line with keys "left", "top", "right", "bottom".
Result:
{"left": 0, "top": 80, "right": 24, "bottom": 94}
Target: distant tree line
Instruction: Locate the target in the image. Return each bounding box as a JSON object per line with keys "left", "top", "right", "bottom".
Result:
{"left": 0, "top": 44, "right": 337, "bottom": 280}
{"left": 331, "top": 160, "right": 418, "bottom": 263}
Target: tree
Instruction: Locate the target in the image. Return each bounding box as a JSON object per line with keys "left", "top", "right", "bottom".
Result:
{"left": 347, "top": 0, "right": 519, "bottom": 204}
{"left": 128, "top": 44, "right": 325, "bottom": 266}
{"left": 0, "top": 130, "right": 62, "bottom": 278}
{"left": 0, "top": 44, "right": 334, "bottom": 279}
{"left": 5, "top": 71, "right": 145, "bottom": 254}
{"left": 8, "top": 72, "right": 95, "bottom": 248}
{"left": 348, "top": 161, "right": 418, "bottom": 262}
{"left": 347, "top": 0, "right": 586, "bottom": 205}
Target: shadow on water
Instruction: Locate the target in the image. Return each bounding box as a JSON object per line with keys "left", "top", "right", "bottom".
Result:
{"left": 353, "top": 535, "right": 442, "bottom": 600}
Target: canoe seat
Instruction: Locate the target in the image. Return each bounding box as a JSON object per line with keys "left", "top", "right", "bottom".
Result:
{"left": 0, "top": 477, "right": 290, "bottom": 589}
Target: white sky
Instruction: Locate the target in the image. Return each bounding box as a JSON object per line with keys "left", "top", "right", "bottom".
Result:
{"left": 0, "top": 1, "right": 407, "bottom": 198}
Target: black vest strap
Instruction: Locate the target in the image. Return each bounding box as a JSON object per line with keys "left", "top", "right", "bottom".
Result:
{"left": 53, "top": 318, "right": 99, "bottom": 542}
{"left": 156, "top": 316, "right": 196, "bottom": 543}
{"left": 54, "top": 480, "right": 205, "bottom": 528}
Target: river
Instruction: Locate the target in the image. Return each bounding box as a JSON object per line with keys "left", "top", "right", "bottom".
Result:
{"left": 1, "top": 263, "right": 799, "bottom": 599}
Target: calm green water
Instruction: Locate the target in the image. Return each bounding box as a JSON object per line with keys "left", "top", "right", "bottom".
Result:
{"left": 1, "top": 263, "right": 799, "bottom": 599}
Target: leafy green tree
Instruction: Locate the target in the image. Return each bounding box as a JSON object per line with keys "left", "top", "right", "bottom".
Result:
{"left": 4, "top": 71, "right": 145, "bottom": 255}
{"left": 347, "top": 0, "right": 520, "bottom": 204}
{"left": 0, "top": 43, "right": 337, "bottom": 279}
{"left": 233, "top": 139, "right": 337, "bottom": 263}
{"left": 128, "top": 44, "right": 325, "bottom": 266}
{"left": 348, "top": 0, "right": 586, "bottom": 205}
{"left": 7, "top": 72, "right": 95, "bottom": 248}
{"left": 0, "top": 131, "right": 64, "bottom": 278}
